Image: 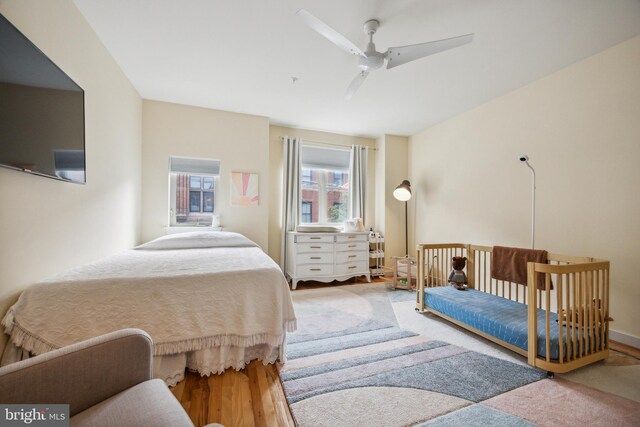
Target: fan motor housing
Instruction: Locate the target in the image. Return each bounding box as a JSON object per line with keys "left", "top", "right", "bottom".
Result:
{"left": 358, "top": 52, "right": 384, "bottom": 71}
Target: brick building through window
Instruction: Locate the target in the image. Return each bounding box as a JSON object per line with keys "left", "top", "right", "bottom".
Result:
{"left": 169, "top": 156, "right": 220, "bottom": 226}
{"left": 300, "top": 146, "right": 350, "bottom": 225}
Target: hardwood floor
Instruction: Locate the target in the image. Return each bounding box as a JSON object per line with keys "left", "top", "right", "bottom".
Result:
{"left": 170, "top": 278, "right": 380, "bottom": 426}
{"left": 171, "top": 360, "right": 294, "bottom": 427}
{"left": 610, "top": 340, "right": 640, "bottom": 360}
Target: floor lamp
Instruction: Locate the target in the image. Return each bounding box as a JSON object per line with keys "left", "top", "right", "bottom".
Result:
{"left": 518, "top": 155, "right": 536, "bottom": 249}
{"left": 393, "top": 180, "right": 412, "bottom": 256}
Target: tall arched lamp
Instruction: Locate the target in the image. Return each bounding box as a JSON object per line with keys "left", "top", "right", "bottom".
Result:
{"left": 393, "top": 180, "right": 412, "bottom": 256}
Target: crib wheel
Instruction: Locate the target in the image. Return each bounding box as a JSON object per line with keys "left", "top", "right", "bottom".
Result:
{"left": 546, "top": 371, "right": 555, "bottom": 379}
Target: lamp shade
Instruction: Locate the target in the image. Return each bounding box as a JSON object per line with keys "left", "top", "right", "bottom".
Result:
{"left": 393, "top": 180, "right": 412, "bottom": 202}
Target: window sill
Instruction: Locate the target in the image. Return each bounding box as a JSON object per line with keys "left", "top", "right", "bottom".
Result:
{"left": 164, "top": 226, "right": 223, "bottom": 235}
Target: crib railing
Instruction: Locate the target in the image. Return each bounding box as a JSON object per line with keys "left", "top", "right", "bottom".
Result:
{"left": 527, "top": 259, "right": 610, "bottom": 372}
{"left": 415, "top": 243, "right": 467, "bottom": 310}
{"left": 416, "top": 243, "right": 610, "bottom": 373}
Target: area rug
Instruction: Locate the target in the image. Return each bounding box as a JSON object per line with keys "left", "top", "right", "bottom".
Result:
{"left": 280, "top": 283, "right": 640, "bottom": 427}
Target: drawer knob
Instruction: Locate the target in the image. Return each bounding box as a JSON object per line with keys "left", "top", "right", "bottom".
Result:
{"left": 310, "top": 246, "right": 321, "bottom": 249}
{"left": 310, "top": 268, "right": 321, "bottom": 271}
{"left": 310, "top": 256, "right": 321, "bottom": 260}
{"left": 348, "top": 244, "right": 356, "bottom": 248}
{"left": 348, "top": 255, "right": 357, "bottom": 258}
{"left": 348, "top": 265, "right": 357, "bottom": 269}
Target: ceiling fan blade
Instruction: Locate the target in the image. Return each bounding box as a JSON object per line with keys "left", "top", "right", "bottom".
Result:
{"left": 344, "top": 71, "right": 369, "bottom": 100}
{"left": 385, "top": 33, "right": 474, "bottom": 69}
{"left": 296, "top": 9, "right": 365, "bottom": 57}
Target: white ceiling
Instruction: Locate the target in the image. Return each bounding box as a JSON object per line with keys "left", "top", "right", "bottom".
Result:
{"left": 73, "top": 0, "right": 640, "bottom": 138}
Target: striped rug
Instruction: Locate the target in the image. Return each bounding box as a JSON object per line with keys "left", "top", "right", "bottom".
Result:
{"left": 280, "top": 284, "right": 545, "bottom": 426}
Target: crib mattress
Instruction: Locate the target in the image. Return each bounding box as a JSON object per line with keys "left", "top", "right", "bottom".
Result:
{"left": 425, "top": 286, "right": 567, "bottom": 360}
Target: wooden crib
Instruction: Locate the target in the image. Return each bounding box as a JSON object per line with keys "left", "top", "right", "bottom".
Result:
{"left": 416, "top": 243, "right": 610, "bottom": 374}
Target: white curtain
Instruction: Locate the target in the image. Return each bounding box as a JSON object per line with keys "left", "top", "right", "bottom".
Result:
{"left": 280, "top": 136, "right": 301, "bottom": 272}
{"left": 349, "top": 145, "right": 368, "bottom": 224}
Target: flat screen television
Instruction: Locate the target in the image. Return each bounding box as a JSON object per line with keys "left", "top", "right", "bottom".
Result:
{"left": 0, "top": 13, "right": 85, "bottom": 184}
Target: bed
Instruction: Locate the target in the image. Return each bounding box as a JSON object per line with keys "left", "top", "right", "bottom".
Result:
{"left": 416, "top": 243, "right": 610, "bottom": 374}
{"left": 1, "top": 231, "right": 297, "bottom": 385}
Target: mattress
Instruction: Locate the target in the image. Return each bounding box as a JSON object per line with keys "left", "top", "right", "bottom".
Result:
{"left": 424, "top": 286, "right": 581, "bottom": 360}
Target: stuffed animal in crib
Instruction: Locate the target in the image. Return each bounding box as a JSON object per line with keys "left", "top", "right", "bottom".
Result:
{"left": 448, "top": 256, "right": 468, "bottom": 290}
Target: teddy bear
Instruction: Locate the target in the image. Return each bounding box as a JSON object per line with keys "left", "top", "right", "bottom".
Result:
{"left": 448, "top": 256, "right": 468, "bottom": 290}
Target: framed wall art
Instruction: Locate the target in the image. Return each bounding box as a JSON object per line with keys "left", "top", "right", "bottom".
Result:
{"left": 230, "top": 171, "right": 259, "bottom": 206}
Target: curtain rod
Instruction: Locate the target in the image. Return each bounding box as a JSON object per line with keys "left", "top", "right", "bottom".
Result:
{"left": 282, "top": 136, "right": 377, "bottom": 151}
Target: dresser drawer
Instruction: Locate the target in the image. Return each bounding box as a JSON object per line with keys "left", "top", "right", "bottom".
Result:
{"left": 295, "top": 242, "right": 333, "bottom": 253}
{"left": 336, "top": 233, "right": 367, "bottom": 243}
{"left": 335, "top": 241, "right": 368, "bottom": 252}
{"left": 297, "top": 264, "right": 333, "bottom": 276}
{"left": 296, "top": 252, "right": 334, "bottom": 264}
{"left": 335, "top": 251, "right": 368, "bottom": 263}
{"left": 296, "top": 234, "right": 335, "bottom": 243}
{"left": 335, "top": 261, "right": 368, "bottom": 275}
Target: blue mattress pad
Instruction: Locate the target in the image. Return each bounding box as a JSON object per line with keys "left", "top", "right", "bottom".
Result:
{"left": 424, "top": 286, "right": 577, "bottom": 360}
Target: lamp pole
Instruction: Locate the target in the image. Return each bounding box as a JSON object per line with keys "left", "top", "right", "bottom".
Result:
{"left": 527, "top": 162, "right": 536, "bottom": 249}
{"left": 404, "top": 200, "right": 408, "bottom": 256}
{"left": 518, "top": 155, "right": 536, "bottom": 249}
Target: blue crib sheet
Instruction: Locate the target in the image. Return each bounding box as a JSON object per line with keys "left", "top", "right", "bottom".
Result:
{"left": 425, "top": 286, "right": 570, "bottom": 360}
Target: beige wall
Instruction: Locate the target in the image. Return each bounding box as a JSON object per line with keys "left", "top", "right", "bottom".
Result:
{"left": 374, "top": 136, "right": 386, "bottom": 235}
{"left": 268, "top": 126, "right": 377, "bottom": 264}
{"left": 375, "top": 135, "right": 410, "bottom": 266}
{"left": 0, "top": 0, "right": 142, "bottom": 353}
{"left": 409, "top": 36, "right": 640, "bottom": 341}
{"left": 142, "top": 100, "right": 270, "bottom": 249}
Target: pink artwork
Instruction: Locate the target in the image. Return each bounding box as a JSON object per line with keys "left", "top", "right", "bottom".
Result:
{"left": 230, "top": 172, "right": 259, "bottom": 206}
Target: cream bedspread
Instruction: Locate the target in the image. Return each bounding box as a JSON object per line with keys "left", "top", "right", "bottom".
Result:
{"left": 2, "top": 246, "right": 296, "bottom": 382}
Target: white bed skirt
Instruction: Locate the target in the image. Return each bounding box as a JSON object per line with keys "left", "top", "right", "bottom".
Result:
{"left": 155, "top": 343, "right": 282, "bottom": 386}
{"left": 2, "top": 341, "right": 283, "bottom": 387}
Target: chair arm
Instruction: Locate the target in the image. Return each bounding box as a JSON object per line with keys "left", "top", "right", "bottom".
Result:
{"left": 0, "top": 328, "right": 153, "bottom": 416}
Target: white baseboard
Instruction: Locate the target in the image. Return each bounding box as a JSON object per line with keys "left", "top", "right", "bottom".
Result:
{"left": 610, "top": 329, "right": 640, "bottom": 349}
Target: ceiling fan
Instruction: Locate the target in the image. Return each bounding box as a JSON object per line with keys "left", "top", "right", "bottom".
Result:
{"left": 296, "top": 9, "right": 474, "bottom": 100}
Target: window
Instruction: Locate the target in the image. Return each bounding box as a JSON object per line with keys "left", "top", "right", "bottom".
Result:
{"left": 188, "top": 176, "right": 214, "bottom": 213}
{"left": 299, "top": 145, "right": 350, "bottom": 225}
{"left": 301, "top": 168, "right": 313, "bottom": 185}
{"left": 169, "top": 156, "right": 220, "bottom": 226}
{"left": 332, "top": 172, "right": 344, "bottom": 187}
{"left": 329, "top": 202, "right": 346, "bottom": 223}
{"left": 301, "top": 201, "right": 313, "bottom": 223}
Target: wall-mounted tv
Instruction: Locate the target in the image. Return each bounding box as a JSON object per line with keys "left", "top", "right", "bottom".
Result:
{"left": 0, "top": 13, "right": 85, "bottom": 184}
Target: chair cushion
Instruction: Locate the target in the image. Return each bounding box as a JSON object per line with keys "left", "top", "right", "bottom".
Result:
{"left": 71, "top": 379, "right": 193, "bottom": 427}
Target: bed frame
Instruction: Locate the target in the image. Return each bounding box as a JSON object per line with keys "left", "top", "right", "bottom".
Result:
{"left": 416, "top": 243, "right": 610, "bottom": 374}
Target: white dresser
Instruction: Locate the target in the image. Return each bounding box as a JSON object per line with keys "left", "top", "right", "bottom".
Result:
{"left": 286, "top": 231, "right": 371, "bottom": 289}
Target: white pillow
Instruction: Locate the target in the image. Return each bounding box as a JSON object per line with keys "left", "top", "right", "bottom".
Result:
{"left": 136, "top": 231, "right": 257, "bottom": 250}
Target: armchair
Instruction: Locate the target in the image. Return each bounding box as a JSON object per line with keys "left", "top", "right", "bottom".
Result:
{"left": 0, "top": 328, "right": 194, "bottom": 426}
